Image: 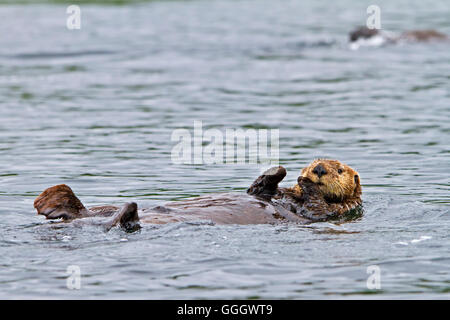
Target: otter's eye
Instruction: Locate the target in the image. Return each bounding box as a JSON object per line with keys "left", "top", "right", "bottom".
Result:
{"left": 338, "top": 169, "right": 343, "bottom": 174}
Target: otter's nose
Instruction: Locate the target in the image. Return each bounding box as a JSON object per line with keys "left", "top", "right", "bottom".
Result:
{"left": 313, "top": 164, "right": 327, "bottom": 178}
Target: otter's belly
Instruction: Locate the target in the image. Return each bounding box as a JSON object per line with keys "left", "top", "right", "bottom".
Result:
{"left": 139, "top": 193, "right": 307, "bottom": 225}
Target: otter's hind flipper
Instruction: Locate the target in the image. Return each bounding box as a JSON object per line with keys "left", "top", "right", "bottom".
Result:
{"left": 247, "top": 166, "right": 287, "bottom": 199}
{"left": 104, "top": 202, "right": 141, "bottom": 232}
{"left": 34, "top": 184, "right": 88, "bottom": 220}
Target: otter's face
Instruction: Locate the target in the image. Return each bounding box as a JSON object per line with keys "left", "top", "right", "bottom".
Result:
{"left": 301, "top": 159, "right": 361, "bottom": 202}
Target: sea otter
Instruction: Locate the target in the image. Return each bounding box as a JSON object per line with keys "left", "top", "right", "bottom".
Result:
{"left": 33, "top": 159, "right": 362, "bottom": 231}
{"left": 349, "top": 26, "right": 447, "bottom": 49}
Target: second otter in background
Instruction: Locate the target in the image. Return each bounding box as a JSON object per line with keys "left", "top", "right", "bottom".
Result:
{"left": 349, "top": 26, "right": 447, "bottom": 49}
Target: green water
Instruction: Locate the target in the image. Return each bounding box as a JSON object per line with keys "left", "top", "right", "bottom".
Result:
{"left": 0, "top": 0, "right": 449, "bottom": 299}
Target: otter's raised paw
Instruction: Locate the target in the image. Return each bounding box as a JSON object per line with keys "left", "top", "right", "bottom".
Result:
{"left": 247, "top": 166, "right": 287, "bottom": 199}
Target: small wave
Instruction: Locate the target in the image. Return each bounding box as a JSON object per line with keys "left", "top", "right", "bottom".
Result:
{"left": 395, "top": 236, "right": 432, "bottom": 246}
{"left": 349, "top": 35, "right": 387, "bottom": 50}
{"left": 7, "top": 50, "right": 116, "bottom": 60}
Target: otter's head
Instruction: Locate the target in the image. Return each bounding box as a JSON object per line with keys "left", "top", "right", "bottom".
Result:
{"left": 300, "top": 159, "right": 361, "bottom": 202}
{"left": 34, "top": 184, "right": 87, "bottom": 220}
{"left": 349, "top": 26, "right": 379, "bottom": 42}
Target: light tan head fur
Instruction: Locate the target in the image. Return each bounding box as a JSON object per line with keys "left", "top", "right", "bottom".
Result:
{"left": 296, "top": 159, "right": 361, "bottom": 202}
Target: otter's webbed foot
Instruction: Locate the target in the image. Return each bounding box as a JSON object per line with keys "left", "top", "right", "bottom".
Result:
{"left": 34, "top": 184, "right": 88, "bottom": 220}
{"left": 247, "top": 166, "right": 287, "bottom": 200}
{"left": 104, "top": 202, "right": 141, "bottom": 232}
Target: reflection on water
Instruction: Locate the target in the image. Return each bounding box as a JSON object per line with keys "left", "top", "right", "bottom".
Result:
{"left": 0, "top": 0, "right": 449, "bottom": 299}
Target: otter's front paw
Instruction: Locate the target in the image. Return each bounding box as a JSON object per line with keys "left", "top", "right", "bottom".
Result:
{"left": 297, "top": 177, "right": 320, "bottom": 195}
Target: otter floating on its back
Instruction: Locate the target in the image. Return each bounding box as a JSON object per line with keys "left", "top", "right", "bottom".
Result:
{"left": 34, "top": 159, "right": 363, "bottom": 231}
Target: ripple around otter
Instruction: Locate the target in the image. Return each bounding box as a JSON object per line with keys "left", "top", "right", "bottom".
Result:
{"left": 0, "top": 0, "right": 449, "bottom": 299}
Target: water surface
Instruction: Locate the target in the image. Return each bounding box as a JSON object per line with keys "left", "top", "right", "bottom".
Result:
{"left": 0, "top": 0, "right": 449, "bottom": 299}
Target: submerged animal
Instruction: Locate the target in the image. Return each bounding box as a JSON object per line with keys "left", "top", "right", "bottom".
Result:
{"left": 34, "top": 159, "right": 363, "bottom": 231}
{"left": 349, "top": 26, "right": 447, "bottom": 49}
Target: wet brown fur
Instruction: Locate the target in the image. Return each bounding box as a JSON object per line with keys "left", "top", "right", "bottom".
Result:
{"left": 401, "top": 30, "right": 447, "bottom": 41}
